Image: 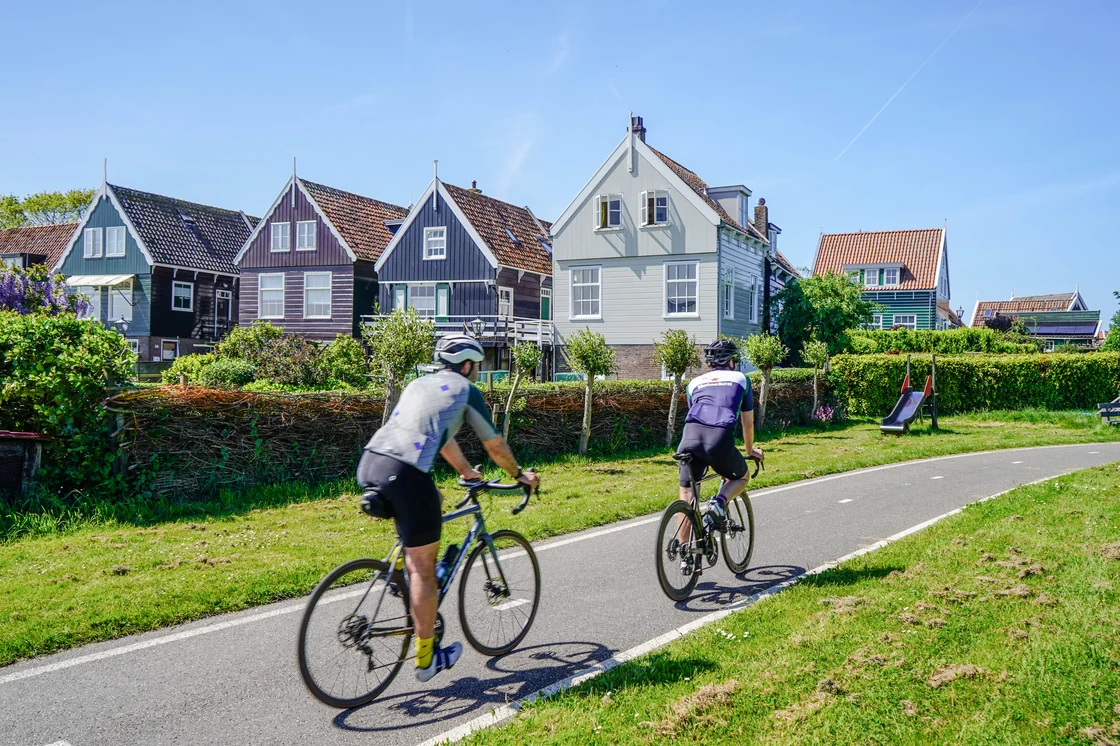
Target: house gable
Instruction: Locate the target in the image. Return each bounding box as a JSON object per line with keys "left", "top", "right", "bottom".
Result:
{"left": 236, "top": 179, "right": 354, "bottom": 269}
{"left": 56, "top": 192, "right": 151, "bottom": 277}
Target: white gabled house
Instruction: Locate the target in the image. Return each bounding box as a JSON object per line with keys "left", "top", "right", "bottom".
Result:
{"left": 550, "top": 116, "right": 795, "bottom": 379}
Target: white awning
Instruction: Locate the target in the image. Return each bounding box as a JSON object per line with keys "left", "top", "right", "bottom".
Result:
{"left": 64, "top": 274, "right": 135, "bottom": 287}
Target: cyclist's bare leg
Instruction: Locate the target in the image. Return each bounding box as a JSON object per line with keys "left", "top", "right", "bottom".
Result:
{"left": 404, "top": 542, "right": 439, "bottom": 639}
{"left": 719, "top": 477, "right": 748, "bottom": 501}
{"left": 676, "top": 486, "right": 695, "bottom": 545}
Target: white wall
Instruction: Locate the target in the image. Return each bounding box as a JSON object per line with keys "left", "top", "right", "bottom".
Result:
{"left": 717, "top": 228, "right": 767, "bottom": 339}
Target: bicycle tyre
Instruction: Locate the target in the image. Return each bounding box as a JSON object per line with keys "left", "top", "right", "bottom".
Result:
{"left": 656, "top": 500, "right": 700, "bottom": 602}
{"left": 459, "top": 529, "right": 540, "bottom": 656}
{"left": 721, "top": 494, "right": 756, "bottom": 575}
{"left": 297, "top": 558, "right": 410, "bottom": 708}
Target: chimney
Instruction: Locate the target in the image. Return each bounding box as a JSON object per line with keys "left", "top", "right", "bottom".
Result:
{"left": 469, "top": 180, "right": 481, "bottom": 194}
{"left": 628, "top": 115, "right": 646, "bottom": 142}
{"left": 754, "top": 198, "right": 769, "bottom": 236}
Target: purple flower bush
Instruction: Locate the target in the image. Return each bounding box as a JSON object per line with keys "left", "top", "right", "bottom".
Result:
{"left": 0, "top": 263, "right": 88, "bottom": 316}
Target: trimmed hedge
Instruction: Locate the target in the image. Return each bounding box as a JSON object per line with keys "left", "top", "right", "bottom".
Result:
{"left": 846, "top": 328, "right": 1039, "bottom": 355}
{"left": 829, "top": 352, "right": 1120, "bottom": 416}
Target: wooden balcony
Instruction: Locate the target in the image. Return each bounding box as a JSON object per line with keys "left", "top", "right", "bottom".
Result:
{"left": 362, "top": 314, "right": 554, "bottom": 346}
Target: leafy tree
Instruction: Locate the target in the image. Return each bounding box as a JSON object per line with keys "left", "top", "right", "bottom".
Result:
{"left": 653, "top": 329, "right": 699, "bottom": 447}
{"left": 774, "top": 272, "right": 877, "bottom": 360}
{"left": 0, "top": 189, "right": 95, "bottom": 228}
{"left": 502, "top": 341, "right": 543, "bottom": 440}
{"left": 744, "top": 333, "right": 787, "bottom": 427}
{"left": 801, "top": 337, "right": 830, "bottom": 414}
{"left": 215, "top": 320, "right": 285, "bottom": 362}
{"left": 0, "top": 263, "right": 87, "bottom": 316}
{"left": 1102, "top": 326, "right": 1120, "bottom": 352}
{"left": 563, "top": 328, "right": 616, "bottom": 455}
{"left": 363, "top": 308, "right": 436, "bottom": 424}
{"left": 1111, "top": 290, "right": 1119, "bottom": 331}
{"left": 984, "top": 314, "right": 1013, "bottom": 333}
{"left": 319, "top": 334, "right": 370, "bottom": 389}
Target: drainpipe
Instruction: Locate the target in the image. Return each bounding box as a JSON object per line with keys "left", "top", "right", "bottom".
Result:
{"left": 762, "top": 256, "right": 772, "bottom": 333}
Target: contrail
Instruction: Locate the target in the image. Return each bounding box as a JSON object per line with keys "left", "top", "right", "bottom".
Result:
{"left": 835, "top": 0, "right": 985, "bottom": 161}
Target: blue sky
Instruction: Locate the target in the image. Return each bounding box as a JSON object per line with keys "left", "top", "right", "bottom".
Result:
{"left": 3, "top": 0, "right": 1118, "bottom": 324}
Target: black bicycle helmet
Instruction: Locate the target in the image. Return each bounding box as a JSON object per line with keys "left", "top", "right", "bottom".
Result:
{"left": 704, "top": 339, "right": 738, "bottom": 367}
{"left": 435, "top": 333, "right": 485, "bottom": 366}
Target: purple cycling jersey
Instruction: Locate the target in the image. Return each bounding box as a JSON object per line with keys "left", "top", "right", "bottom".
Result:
{"left": 684, "top": 369, "right": 754, "bottom": 429}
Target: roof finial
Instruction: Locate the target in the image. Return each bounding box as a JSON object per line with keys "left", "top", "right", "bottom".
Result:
{"left": 292, "top": 157, "right": 297, "bottom": 208}
{"left": 103, "top": 157, "right": 107, "bottom": 186}
{"left": 627, "top": 110, "right": 635, "bottom": 174}
{"left": 433, "top": 160, "right": 439, "bottom": 211}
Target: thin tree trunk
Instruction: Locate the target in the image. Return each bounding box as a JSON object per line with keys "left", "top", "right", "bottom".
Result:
{"left": 666, "top": 373, "right": 681, "bottom": 448}
{"left": 502, "top": 370, "right": 524, "bottom": 440}
{"left": 759, "top": 368, "right": 771, "bottom": 427}
{"left": 579, "top": 377, "right": 593, "bottom": 455}
{"left": 812, "top": 366, "right": 819, "bottom": 415}
{"left": 381, "top": 378, "right": 398, "bottom": 426}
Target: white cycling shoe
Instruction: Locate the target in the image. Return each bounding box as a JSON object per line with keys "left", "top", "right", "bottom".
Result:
{"left": 416, "top": 642, "right": 463, "bottom": 682}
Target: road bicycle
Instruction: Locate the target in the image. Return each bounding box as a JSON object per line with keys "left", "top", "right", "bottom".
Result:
{"left": 655, "top": 453, "right": 761, "bottom": 602}
{"left": 297, "top": 473, "right": 540, "bottom": 708}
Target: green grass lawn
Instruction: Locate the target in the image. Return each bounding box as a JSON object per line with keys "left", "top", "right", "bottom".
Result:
{"left": 1, "top": 410, "right": 1117, "bottom": 668}
{"left": 465, "top": 463, "right": 1120, "bottom": 746}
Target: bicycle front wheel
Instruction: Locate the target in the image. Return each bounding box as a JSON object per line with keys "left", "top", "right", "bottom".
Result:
{"left": 297, "top": 558, "right": 411, "bottom": 709}
{"left": 721, "top": 494, "right": 756, "bottom": 575}
{"left": 656, "top": 500, "right": 700, "bottom": 602}
{"left": 459, "top": 530, "right": 540, "bottom": 656}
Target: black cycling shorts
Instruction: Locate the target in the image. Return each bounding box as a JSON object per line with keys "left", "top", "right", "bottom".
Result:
{"left": 676, "top": 423, "right": 748, "bottom": 488}
{"left": 356, "top": 451, "right": 442, "bottom": 547}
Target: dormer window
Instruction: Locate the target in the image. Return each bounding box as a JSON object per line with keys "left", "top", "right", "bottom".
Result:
{"left": 641, "top": 190, "right": 668, "bottom": 226}
{"left": 595, "top": 195, "right": 622, "bottom": 230}
{"left": 864, "top": 269, "right": 879, "bottom": 288}
{"left": 883, "top": 268, "right": 899, "bottom": 286}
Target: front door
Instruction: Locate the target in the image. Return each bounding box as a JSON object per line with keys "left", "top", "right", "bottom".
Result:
{"left": 393, "top": 285, "right": 407, "bottom": 311}
{"left": 161, "top": 339, "right": 179, "bottom": 361}
{"left": 498, "top": 287, "right": 513, "bottom": 319}
{"left": 216, "top": 290, "right": 232, "bottom": 335}
{"left": 540, "top": 288, "right": 551, "bottom": 320}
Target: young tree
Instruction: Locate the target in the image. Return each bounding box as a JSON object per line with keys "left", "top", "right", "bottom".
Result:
{"left": 653, "top": 329, "right": 699, "bottom": 447}
{"left": 775, "top": 272, "right": 877, "bottom": 359}
{"left": 801, "top": 337, "right": 830, "bottom": 414}
{"left": 0, "top": 263, "right": 88, "bottom": 316}
{"left": 0, "top": 189, "right": 95, "bottom": 229}
{"left": 362, "top": 308, "right": 436, "bottom": 424}
{"left": 984, "top": 313, "right": 1014, "bottom": 333}
{"left": 563, "top": 328, "right": 615, "bottom": 455}
{"left": 502, "top": 341, "right": 543, "bottom": 440}
{"left": 744, "top": 333, "right": 788, "bottom": 428}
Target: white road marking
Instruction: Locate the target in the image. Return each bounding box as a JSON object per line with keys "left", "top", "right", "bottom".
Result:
{"left": 3, "top": 443, "right": 1115, "bottom": 688}
{"left": 492, "top": 598, "right": 532, "bottom": 611}
{"left": 837, "top": 499, "right": 853, "bottom": 504}
{"left": 930, "top": 475, "right": 944, "bottom": 480}
{"left": 43, "top": 741, "right": 72, "bottom": 746}
{"left": 1089, "top": 451, "right": 1100, "bottom": 454}
{"left": 1012, "top": 461, "right": 1024, "bottom": 464}
{"left": 417, "top": 471, "right": 1074, "bottom": 746}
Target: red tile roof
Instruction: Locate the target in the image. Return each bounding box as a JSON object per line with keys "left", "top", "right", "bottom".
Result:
{"left": 442, "top": 182, "right": 553, "bottom": 275}
{"left": 645, "top": 146, "right": 769, "bottom": 243}
{"left": 970, "top": 293, "right": 1078, "bottom": 327}
{"left": 812, "top": 228, "right": 944, "bottom": 290}
{"left": 0, "top": 223, "right": 77, "bottom": 268}
{"left": 300, "top": 179, "right": 408, "bottom": 263}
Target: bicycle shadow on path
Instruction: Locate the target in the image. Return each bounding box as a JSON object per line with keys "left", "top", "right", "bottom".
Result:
{"left": 331, "top": 640, "right": 614, "bottom": 734}
{"left": 676, "top": 563, "right": 906, "bottom": 611}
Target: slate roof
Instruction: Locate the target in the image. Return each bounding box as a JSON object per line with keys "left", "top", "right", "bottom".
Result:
{"left": 109, "top": 185, "right": 257, "bottom": 275}
{"left": 442, "top": 182, "right": 553, "bottom": 275}
{"left": 773, "top": 250, "right": 800, "bottom": 278}
{"left": 645, "top": 146, "right": 769, "bottom": 243}
{"left": 299, "top": 179, "right": 408, "bottom": 263}
{"left": 970, "top": 292, "right": 1080, "bottom": 327}
{"left": 813, "top": 228, "right": 944, "bottom": 291}
{"left": 0, "top": 223, "right": 76, "bottom": 268}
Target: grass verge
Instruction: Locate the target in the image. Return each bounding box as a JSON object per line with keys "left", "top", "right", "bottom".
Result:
{"left": 466, "top": 463, "right": 1120, "bottom": 745}
{"left": 1, "top": 410, "right": 1117, "bottom": 668}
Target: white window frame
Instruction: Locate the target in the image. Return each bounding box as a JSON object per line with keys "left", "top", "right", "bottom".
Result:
{"left": 594, "top": 194, "right": 622, "bottom": 230}
{"left": 883, "top": 267, "right": 899, "bottom": 287}
{"left": 171, "top": 281, "right": 194, "bottom": 312}
{"left": 258, "top": 273, "right": 285, "bottom": 319}
{"left": 270, "top": 222, "right": 290, "bottom": 252}
{"left": 109, "top": 279, "right": 133, "bottom": 323}
{"left": 424, "top": 227, "right": 447, "bottom": 260}
{"left": 160, "top": 339, "right": 179, "bottom": 361}
{"left": 721, "top": 269, "right": 735, "bottom": 320}
{"left": 749, "top": 275, "right": 759, "bottom": 323}
{"left": 216, "top": 288, "right": 233, "bottom": 322}
{"left": 302, "top": 271, "right": 332, "bottom": 319}
{"left": 436, "top": 285, "right": 450, "bottom": 318}
{"left": 105, "top": 226, "right": 126, "bottom": 257}
{"left": 569, "top": 265, "right": 602, "bottom": 320}
{"left": 295, "top": 220, "right": 317, "bottom": 251}
{"left": 126, "top": 339, "right": 139, "bottom": 354}
{"left": 871, "top": 313, "right": 883, "bottom": 329}
{"left": 640, "top": 190, "right": 669, "bottom": 227}
{"left": 498, "top": 286, "right": 514, "bottom": 319}
{"left": 392, "top": 284, "right": 407, "bottom": 310}
{"left": 83, "top": 228, "right": 103, "bottom": 258}
{"left": 1044, "top": 339, "right": 1056, "bottom": 352}
{"left": 893, "top": 314, "right": 917, "bottom": 330}
{"left": 540, "top": 287, "right": 552, "bottom": 320}
{"left": 864, "top": 268, "right": 880, "bottom": 288}
{"left": 409, "top": 284, "right": 437, "bottom": 317}
{"left": 663, "top": 260, "right": 699, "bottom": 318}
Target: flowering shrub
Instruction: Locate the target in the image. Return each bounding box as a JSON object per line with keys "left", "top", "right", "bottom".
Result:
{"left": 811, "top": 404, "right": 836, "bottom": 423}
{"left": 0, "top": 263, "right": 87, "bottom": 316}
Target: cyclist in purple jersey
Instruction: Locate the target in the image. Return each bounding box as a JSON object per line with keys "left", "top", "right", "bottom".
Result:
{"left": 676, "top": 339, "right": 764, "bottom": 529}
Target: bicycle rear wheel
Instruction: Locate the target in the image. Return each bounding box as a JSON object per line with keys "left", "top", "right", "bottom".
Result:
{"left": 459, "top": 530, "right": 540, "bottom": 656}
{"left": 721, "top": 494, "right": 755, "bottom": 575}
{"left": 656, "top": 500, "right": 700, "bottom": 602}
{"left": 297, "top": 558, "right": 411, "bottom": 708}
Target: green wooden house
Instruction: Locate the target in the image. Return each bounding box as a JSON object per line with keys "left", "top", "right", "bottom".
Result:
{"left": 970, "top": 291, "right": 1100, "bottom": 350}
{"left": 811, "top": 227, "right": 959, "bottom": 330}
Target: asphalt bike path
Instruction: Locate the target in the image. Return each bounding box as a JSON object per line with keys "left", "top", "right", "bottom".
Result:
{"left": 3, "top": 443, "right": 1118, "bottom": 746}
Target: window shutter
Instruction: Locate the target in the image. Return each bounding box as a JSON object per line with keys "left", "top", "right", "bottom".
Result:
{"left": 598, "top": 197, "right": 607, "bottom": 229}
{"left": 640, "top": 191, "right": 648, "bottom": 226}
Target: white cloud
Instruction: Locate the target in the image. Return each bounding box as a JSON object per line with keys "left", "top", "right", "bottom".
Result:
{"left": 495, "top": 137, "right": 534, "bottom": 196}
{"left": 543, "top": 33, "right": 571, "bottom": 77}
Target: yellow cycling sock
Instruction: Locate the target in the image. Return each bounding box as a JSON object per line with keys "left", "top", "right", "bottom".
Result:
{"left": 416, "top": 636, "right": 434, "bottom": 669}
{"left": 394, "top": 555, "right": 404, "bottom": 571}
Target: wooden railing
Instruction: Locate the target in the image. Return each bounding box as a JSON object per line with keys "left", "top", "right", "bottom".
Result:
{"left": 362, "top": 314, "right": 554, "bottom": 345}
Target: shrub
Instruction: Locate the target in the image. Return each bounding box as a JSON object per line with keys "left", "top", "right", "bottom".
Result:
{"left": 653, "top": 330, "right": 700, "bottom": 447}
{"left": 563, "top": 328, "right": 616, "bottom": 455}
{"left": 161, "top": 353, "right": 217, "bottom": 384}
{"left": 215, "top": 320, "right": 284, "bottom": 362}
{"left": 0, "top": 311, "right": 134, "bottom": 492}
{"left": 362, "top": 308, "right": 436, "bottom": 424}
{"left": 0, "top": 263, "right": 88, "bottom": 316}
{"left": 828, "top": 352, "right": 1120, "bottom": 416}
{"left": 318, "top": 334, "right": 369, "bottom": 389}
{"left": 744, "top": 333, "right": 788, "bottom": 427}
{"left": 503, "top": 342, "right": 544, "bottom": 440}
{"left": 196, "top": 358, "right": 257, "bottom": 388}
{"left": 846, "top": 327, "right": 1038, "bottom": 355}
{"left": 1101, "top": 327, "right": 1120, "bottom": 352}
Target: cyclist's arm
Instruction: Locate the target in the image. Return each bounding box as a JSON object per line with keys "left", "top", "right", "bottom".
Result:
{"left": 440, "top": 439, "right": 481, "bottom": 480}
{"left": 740, "top": 410, "right": 755, "bottom": 453}
{"left": 481, "top": 435, "right": 523, "bottom": 479}
{"left": 465, "top": 385, "right": 539, "bottom": 488}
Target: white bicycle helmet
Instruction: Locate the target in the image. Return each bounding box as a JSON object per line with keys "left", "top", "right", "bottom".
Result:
{"left": 435, "top": 334, "right": 485, "bottom": 365}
